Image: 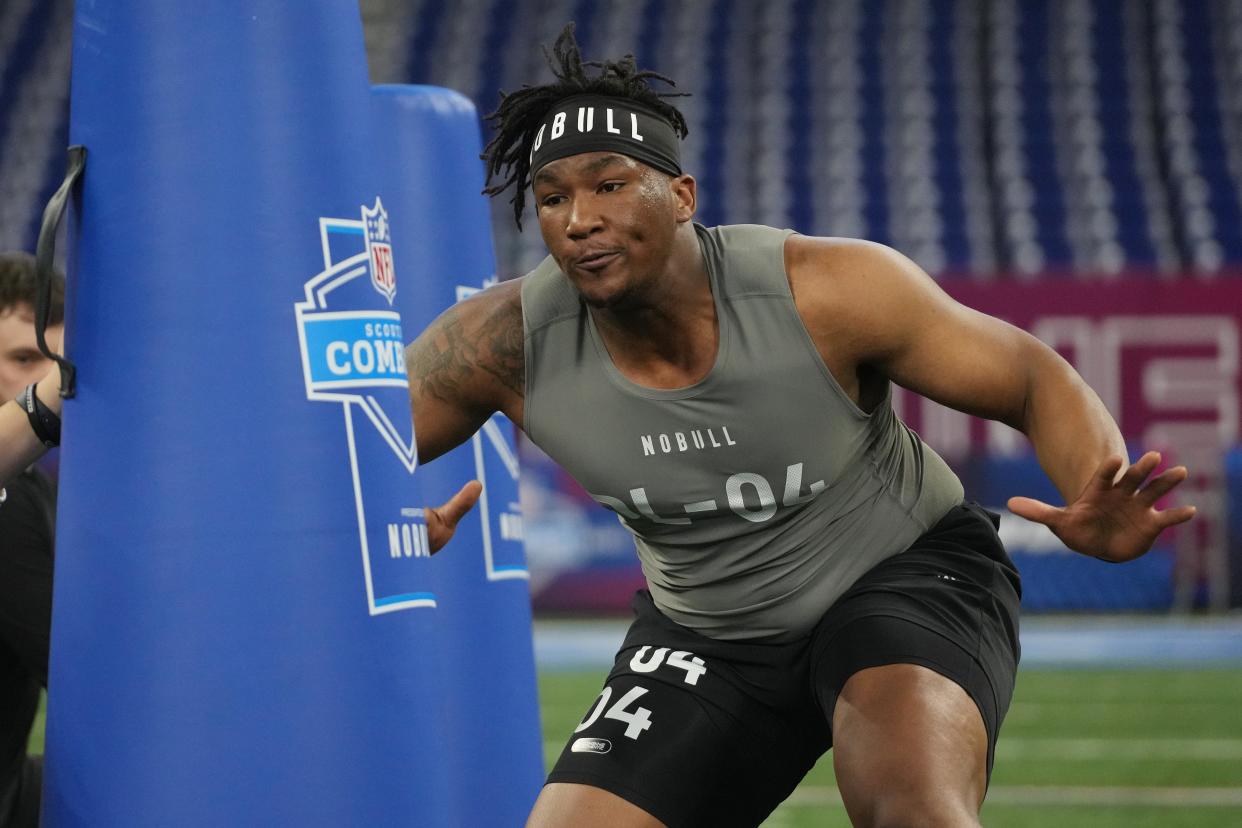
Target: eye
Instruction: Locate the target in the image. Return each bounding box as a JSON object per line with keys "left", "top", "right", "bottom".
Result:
{"left": 599, "top": 181, "right": 624, "bottom": 194}
{"left": 539, "top": 193, "right": 566, "bottom": 208}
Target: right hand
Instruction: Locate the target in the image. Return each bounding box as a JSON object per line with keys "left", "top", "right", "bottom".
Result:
{"left": 426, "top": 480, "right": 483, "bottom": 553}
{"left": 1007, "top": 452, "right": 1195, "bottom": 563}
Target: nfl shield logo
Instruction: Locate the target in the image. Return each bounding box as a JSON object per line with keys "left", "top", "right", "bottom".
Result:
{"left": 362, "top": 197, "right": 397, "bottom": 304}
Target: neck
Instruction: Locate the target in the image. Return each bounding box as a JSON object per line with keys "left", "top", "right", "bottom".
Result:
{"left": 590, "top": 224, "right": 718, "bottom": 386}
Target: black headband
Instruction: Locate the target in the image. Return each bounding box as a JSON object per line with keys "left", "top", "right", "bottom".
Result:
{"left": 528, "top": 94, "right": 682, "bottom": 180}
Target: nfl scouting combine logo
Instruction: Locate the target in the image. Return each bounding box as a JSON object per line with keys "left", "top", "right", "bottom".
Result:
{"left": 295, "top": 197, "right": 433, "bottom": 615}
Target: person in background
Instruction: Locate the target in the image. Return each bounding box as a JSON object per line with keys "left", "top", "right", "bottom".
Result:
{"left": 0, "top": 251, "right": 64, "bottom": 828}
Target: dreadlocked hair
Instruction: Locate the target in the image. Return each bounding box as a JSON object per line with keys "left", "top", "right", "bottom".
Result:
{"left": 481, "top": 22, "right": 689, "bottom": 229}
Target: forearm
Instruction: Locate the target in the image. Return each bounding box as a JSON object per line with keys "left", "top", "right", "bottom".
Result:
{"left": 1009, "top": 346, "right": 1195, "bottom": 561}
{"left": 1020, "top": 349, "right": 1127, "bottom": 504}
{"left": 0, "top": 371, "right": 60, "bottom": 486}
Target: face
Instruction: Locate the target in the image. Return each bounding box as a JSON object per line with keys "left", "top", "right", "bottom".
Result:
{"left": 0, "top": 304, "right": 61, "bottom": 400}
{"left": 532, "top": 152, "right": 696, "bottom": 310}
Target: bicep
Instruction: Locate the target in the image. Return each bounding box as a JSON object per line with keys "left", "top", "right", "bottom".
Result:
{"left": 403, "top": 282, "right": 525, "bottom": 463}
{"left": 405, "top": 310, "right": 493, "bottom": 464}
{"left": 796, "top": 238, "right": 1046, "bottom": 428}
{"left": 879, "top": 294, "right": 1045, "bottom": 428}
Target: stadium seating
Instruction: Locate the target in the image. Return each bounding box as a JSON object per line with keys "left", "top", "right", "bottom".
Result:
{"left": 378, "top": 0, "right": 1242, "bottom": 281}
{"left": 5, "top": 0, "right": 1242, "bottom": 281}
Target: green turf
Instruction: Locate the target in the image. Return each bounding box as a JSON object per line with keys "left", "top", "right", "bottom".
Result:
{"left": 538, "top": 668, "right": 1242, "bottom": 827}
{"left": 27, "top": 692, "right": 45, "bottom": 754}
{"left": 27, "top": 669, "right": 1242, "bottom": 826}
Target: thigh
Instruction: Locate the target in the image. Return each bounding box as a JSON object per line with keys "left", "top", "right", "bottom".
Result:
{"left": 542, "top": 595, "right": 827, "bottom": 828}
{"left": 810, "top": 503, "right": 1022, "bottom": 778}
{"left": 540, "top": 673, "right": 758, "bottom": 828}
{"left": 528, "top": 781, "right": 666, "bottom": 828}
{"left": 832, "top": 663, "right": 986, "bottom": 827}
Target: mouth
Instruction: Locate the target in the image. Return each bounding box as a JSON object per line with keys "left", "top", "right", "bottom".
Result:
{"left": 574, "top": 250, "right": 621, "bottom": 273}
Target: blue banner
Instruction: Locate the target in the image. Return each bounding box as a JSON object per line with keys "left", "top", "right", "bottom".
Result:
{"left": 48, "top": 4, "right": 452, "bottom": 825}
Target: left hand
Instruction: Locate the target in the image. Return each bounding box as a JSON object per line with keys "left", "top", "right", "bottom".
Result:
{"left": 426, "top": 480, "right": 483, "bottom": 554}
{"left": 1007, "top": 451, "right": 1197, "bottom": 563}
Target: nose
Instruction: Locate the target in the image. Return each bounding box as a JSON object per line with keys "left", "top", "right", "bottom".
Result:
{"left": 565, "top": 195, "right": 604, "bottom": 240}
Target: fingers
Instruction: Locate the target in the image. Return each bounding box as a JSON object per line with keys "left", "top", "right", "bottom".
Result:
{"left": 426, "top": 480, "right": 483, "bottom": 554}
{"left": 1138, "top": 465, "right": 1188, "bottom": 504}
{"left": 1091, "top": 455, "right": 1126, "bottom": 489}
{"left": 1007, "top": 496, "right": 1063, "bottom": 526}
{"left": 1116, "top": 451, "right": 1161, "bottom": 493}
{"left": 438, "top": 480, "right": 483, "bottom": 527}
{"left": 1126, "top": 458, "right": 1196, "bottom": 530}
{"left": 1155, "top": 505, "right": 1197, "bottom": 529}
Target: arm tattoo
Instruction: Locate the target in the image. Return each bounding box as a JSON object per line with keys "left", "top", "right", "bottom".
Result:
{"left": 404, "top": 290, "right": 525, "bottom": 407}
{"left": 406, "top": 306, "right": 482, "bottom": 405}
{"left": 480, "top": 296, "right": 525, "bottom": 399}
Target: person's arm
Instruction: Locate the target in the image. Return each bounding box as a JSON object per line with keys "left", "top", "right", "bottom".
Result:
{"left": 787, "top": 235, "right": 1195, "bottom": 562}
{"left": 0, "top": 367, "right": 60, "bottom": 488}
{"left": 404, "top": 278, "right": 525, "bottom": 551}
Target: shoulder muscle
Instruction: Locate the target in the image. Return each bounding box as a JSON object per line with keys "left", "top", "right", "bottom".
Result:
{"left": 786, "top": 235, "right": 1044, "bottom": 426}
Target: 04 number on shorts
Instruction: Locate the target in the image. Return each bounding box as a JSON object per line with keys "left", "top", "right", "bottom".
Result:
{"left": 629, "top": 645, "right": 707, "bottom": 685}
{"left": 574, "top": 685, "right": 653, "bottom": 740}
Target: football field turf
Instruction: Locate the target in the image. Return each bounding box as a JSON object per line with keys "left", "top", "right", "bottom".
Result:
{"left": 538, "top": 667, "right": 1242, "bottom": 827}
{"left": 26, "top": 668, "right": 1242, "bottom": 825}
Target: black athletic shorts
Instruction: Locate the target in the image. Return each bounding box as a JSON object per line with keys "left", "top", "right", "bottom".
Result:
{"left": 546, "top": 503, "right": 1022, "bottom": 828}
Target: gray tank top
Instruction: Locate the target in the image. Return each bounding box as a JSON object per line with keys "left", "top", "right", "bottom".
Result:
{"left": 521, "top": 224, "right": 964, "bottom": 641}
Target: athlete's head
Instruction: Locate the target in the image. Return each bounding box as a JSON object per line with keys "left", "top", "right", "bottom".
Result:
{"left": 482, "top": 24, "right": 697, "bottom": 309}
{"left": 0, "top": 252, "right": 64, "bottom": 399}
{"left": 482, "top": 23, "right": 689, "bottom": 229}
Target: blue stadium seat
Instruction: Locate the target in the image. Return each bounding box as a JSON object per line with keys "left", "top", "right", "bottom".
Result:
{"left": 6, "top": 0, "right": 1242, "bottom": 281}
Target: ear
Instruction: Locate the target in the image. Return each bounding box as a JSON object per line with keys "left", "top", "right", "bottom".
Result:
{"left": 670, "top": 174, "right": 697, "bottom": 223}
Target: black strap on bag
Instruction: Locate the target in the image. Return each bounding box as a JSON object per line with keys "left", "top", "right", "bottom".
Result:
{"left": 35, "top": 144, "right": 86, "bottom": 399}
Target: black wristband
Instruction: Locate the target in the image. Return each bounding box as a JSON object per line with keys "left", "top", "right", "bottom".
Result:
{"left": 17, "top": 384, "right": 60, "bottom": 447}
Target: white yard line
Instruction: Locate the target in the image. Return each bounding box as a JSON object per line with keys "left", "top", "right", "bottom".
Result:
{"left": 986, "top": 787, "right": 1242, "bottom": 807}
{"left": 784, "top": 786, "right": 1242, "bottom": 808}
{"left": 545, "top": 732, "right": 1242, "bottom": 810}
{"left": 547, "top": 737, "right": 1242, "bottom": 761}
{"left": 999, "top": 737, "right": 1242, "bottom": 760}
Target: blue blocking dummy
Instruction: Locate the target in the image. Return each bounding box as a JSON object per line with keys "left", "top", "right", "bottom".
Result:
{"left": 49, "top": 4, "right": 455, "bottom": 825}
{"left": 372, "top": 85, "right": 544, "bottom": 823}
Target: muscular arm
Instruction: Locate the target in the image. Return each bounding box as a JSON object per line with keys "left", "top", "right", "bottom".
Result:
{"left": 404, "top": 278, "right": 525, "bottom": 464}
{"left": 788, "top": 235, "right": 1195, "bottom": 561}
{"left": 786, "top": 236, "right": 1122, "bottom": 504}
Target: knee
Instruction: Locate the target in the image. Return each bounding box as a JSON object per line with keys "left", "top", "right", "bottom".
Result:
{"left": 854, "top": 790, "right": 980, "bottom": 828}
